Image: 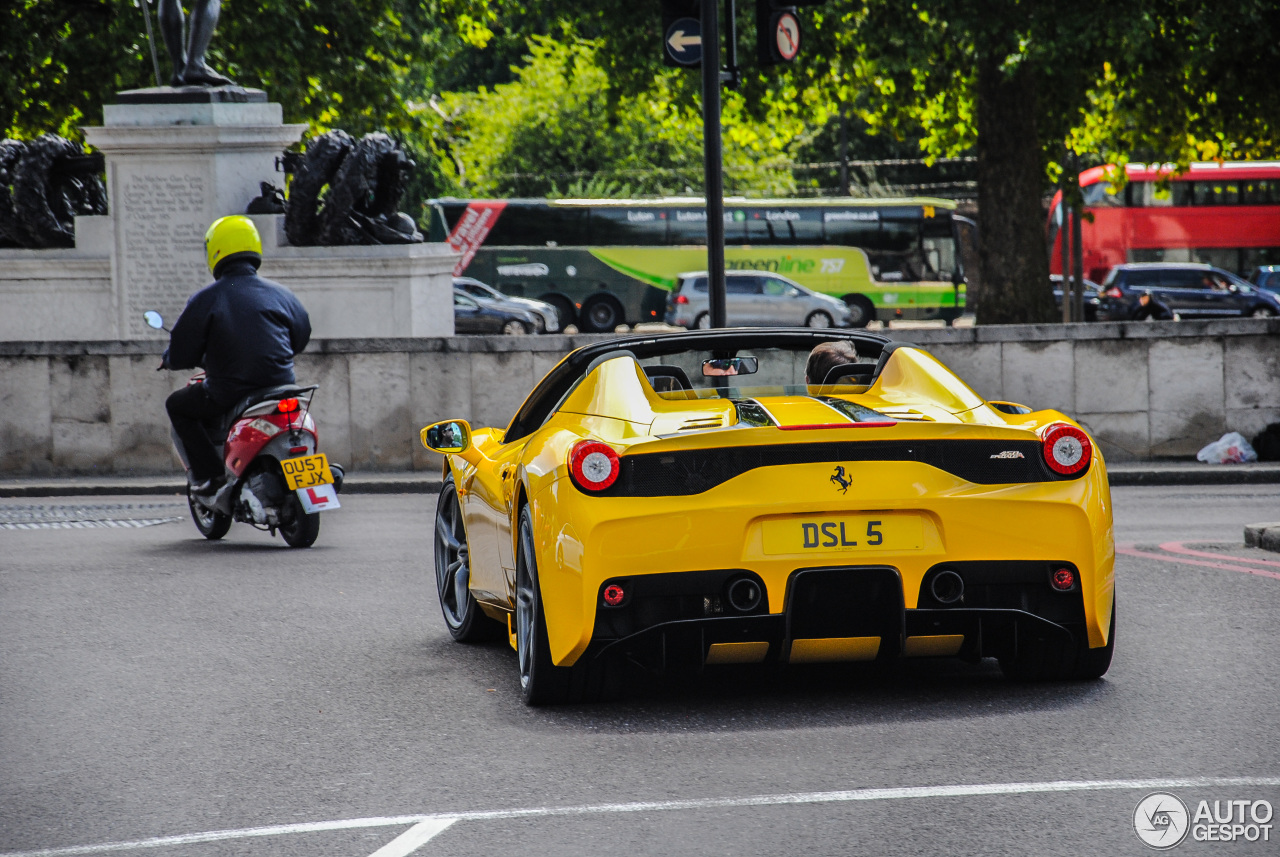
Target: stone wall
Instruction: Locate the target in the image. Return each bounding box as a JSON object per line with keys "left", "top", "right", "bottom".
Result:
{"left": 1, "top": 319, "right": 1276, "bottom": 476}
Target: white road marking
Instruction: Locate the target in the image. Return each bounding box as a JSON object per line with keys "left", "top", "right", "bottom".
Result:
{"left": 366, "top": 818, "right": 458, "bottom": 857}
{"left": 4, "top": 776, "right": 1279, "bottom": 857}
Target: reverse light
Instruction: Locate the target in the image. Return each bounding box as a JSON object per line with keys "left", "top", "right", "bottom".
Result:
{"left": 1041, "top": 423, "right": 1093, "bottom": 475}
{"left": 569, "top": 440, "right": 620, "bottom": 491}
{"left": 1050, "top": 567, "right": 1077, "bottom": 591}
{"left": 277, "top": 398, "right": 300, "bottom": 413}
{"left": 247, "top": 418, "right": 283, "bottom": 438}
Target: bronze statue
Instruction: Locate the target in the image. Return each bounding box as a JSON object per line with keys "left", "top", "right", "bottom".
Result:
{"left": 158, "top": 0, "right": 234, "bottom": 86}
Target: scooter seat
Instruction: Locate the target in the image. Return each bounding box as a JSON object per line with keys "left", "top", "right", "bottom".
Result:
{"left": 212, "top": 384, "right": 314, "bottom": 439}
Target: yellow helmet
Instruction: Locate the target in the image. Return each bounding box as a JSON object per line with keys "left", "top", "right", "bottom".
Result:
{"left": 204, "top": 215, "right": 263, "bottom": 276}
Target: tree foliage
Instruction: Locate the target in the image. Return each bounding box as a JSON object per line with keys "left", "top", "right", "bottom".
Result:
{"left": 429, "top": 33, "right": 815, "bottom": 198}
{"left": 5, "top": 0, "right": 1279, "bottom": 323}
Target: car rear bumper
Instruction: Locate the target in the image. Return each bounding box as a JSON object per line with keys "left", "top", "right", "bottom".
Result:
{"left": 581, "top": 573, "right": 1083, "bottom": 672}
{"left": 532, "top": 459, "right": 1114, "bottom": 667}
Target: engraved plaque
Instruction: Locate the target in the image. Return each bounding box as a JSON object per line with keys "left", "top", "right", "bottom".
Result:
{"left": 118, "top": 169, "right": 211, "bottom": 338}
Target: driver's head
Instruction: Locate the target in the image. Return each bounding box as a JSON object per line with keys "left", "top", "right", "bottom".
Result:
{"left": 204, "top": 215, "right": 263, "bottom": 277}
{"left": 805, "top": 340, "right": 859, "bottom": 384}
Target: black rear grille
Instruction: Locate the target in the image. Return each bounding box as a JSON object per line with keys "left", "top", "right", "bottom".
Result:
{"left": 595, "top": 439, "right": 1081, "bottom": 497}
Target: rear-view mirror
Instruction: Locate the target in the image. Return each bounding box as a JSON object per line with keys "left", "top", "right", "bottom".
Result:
{"left": 702, "top": 357, "right": 759, "bottom": 377}
{"left": 143, "top": 311, "right": 165, "bottom": 330}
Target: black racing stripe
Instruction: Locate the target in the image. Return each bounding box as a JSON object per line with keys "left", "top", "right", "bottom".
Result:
{"left": 588, "top": 438, "right": 1081, "bottom": 497}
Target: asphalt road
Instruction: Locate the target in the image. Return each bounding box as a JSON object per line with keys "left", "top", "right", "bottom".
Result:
{"left": 2, "top": 485, "right": 1278, "bottom": 857}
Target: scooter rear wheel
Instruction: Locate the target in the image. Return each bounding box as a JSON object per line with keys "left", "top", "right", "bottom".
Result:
{"left": 188, "top": 487, "right": 231, "bottom": 540}
{"left": 279, "top": 495, "right": 320, "bottom": 548}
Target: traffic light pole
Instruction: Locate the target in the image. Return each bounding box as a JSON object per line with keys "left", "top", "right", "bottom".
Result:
{"left": 701, "top": 0, "right": 728, "bottom": 328}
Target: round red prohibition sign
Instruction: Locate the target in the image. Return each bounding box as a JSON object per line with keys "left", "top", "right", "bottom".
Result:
{"left": 775, "top": 12, "right": 801, "bottom": 61}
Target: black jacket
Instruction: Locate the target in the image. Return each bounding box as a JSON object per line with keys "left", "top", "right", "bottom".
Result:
{"left": 164, "top": 261, "right": 312, "bottom": 406}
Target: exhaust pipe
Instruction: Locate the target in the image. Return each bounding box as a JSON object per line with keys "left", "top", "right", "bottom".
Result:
{"left": 930, "top": 569, "right": 965, "bottom": 605}
{"left": 726, "top": 576, "right": 763, "bottom": 613}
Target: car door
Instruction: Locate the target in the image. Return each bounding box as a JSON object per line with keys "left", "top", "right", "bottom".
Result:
{"left": 1156, "top": 269, "right": 1214, "bottom": 317}
{"left": 726, "top": 276, "right": 765, "bottom": 326}
{"left": 454, "top": 292, "right": 484, "bottom": 333}
{"left": 761, "top": 276, "right": 806, "bottom": 325}
{"left": 462, "top": 439, "right": 524, "bottom": 605}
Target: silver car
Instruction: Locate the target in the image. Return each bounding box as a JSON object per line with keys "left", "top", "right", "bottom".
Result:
{"left": 453, "top": 277, "right": 560, "bottom": 333}
{"left": 664, "top": 271, "right": 854, "bottom": 329}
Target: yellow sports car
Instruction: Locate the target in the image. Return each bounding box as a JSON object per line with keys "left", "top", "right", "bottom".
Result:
{"left": 420, "top": 329, "right": 1115, "bottom": 705}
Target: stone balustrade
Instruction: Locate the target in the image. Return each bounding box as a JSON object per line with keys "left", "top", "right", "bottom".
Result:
{"left": 0, "top": 318, "right": 1276, "bottom": 476}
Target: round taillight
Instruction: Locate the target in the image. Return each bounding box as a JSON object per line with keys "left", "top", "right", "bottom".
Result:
{"left": 569, "top": 440, "right": 620, "bottom": 491}
{"left": 277, "top": 397, "right": 300, "bottom": 413}
{"left": 603, "top": 583, "right": 626, "bottom": 606}
{"left": 1041, "top": 423, "right": 1092, "bottom": 475}
{"left": 1050, "top": 567, "right": 1076, "bottom": 591}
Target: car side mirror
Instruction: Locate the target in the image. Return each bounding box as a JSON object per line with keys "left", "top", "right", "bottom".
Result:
{"left": 421, "top": 419, "right": 473, "bottom": 454}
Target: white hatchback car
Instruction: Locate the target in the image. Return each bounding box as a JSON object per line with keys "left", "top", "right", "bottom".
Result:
{"left": 664, "top": 271, "right": 854, "bottom": 329}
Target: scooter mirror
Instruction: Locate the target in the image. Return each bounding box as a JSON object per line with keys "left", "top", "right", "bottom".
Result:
{"left": 143, "top": 311, "right": 165, "bottom": 330}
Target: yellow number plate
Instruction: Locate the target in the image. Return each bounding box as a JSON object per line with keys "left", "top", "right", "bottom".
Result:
{"left": 762, "top": 515, "right": 923, "bottom": 555}
{"left": 281, "top": 453, "right": 333, "bottom": 490}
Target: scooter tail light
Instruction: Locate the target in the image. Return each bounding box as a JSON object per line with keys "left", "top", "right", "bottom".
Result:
{"left": 277, "top": 398, "right": 300, "bottom": 413}
{"left": 569, "top": 440, "right": 620, "bottom": 491}
{"left": 1041, "top": 422, "right": 1093, "bottom": 475}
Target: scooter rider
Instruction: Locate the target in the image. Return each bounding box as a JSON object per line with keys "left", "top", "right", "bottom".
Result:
{"left": 163, "top": 216, "right": 311, "bottom": 494}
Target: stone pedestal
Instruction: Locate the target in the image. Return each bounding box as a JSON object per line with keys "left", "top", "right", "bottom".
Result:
{"left": 1, "top": 91, "right": 459, "bottom": 341}
{"left": 82, "top": 98, "right": 306, "bottom": 338}
{"left": 250, "top": 215, "right": 458, "bottom": 338}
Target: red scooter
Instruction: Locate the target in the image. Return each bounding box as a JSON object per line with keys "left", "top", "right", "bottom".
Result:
{"left": 146, "top": 311, "right": 344, "bottom": 547}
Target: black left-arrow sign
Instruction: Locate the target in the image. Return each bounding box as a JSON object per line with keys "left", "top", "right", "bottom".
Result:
{"left": 665, "top": 17, "right": 703, "bottom": 66}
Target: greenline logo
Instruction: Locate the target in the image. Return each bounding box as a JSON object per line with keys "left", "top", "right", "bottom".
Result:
{"left": 727, "top": 257, "right": 817, "bottom": 274}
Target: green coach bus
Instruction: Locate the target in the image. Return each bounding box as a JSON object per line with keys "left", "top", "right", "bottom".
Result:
{"left": 427, "top": 197, "right": 968, "bottom": 332}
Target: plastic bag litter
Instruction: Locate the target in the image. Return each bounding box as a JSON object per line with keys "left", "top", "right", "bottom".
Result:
{"left": 1196, "top": 432, "right": 1258, "bottom": 464}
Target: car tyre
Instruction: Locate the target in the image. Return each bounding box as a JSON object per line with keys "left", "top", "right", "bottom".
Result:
{"left": 435, "top": 475, "right": 502, "bottom": 642}
{"left": 502, "top": 319, "right": 530, "bottom": 335}
{"left": 693, "top": 312, "right": 711, "bottom": 329}
{"left": 842, "top": 295, "right": 876, "bottom": 328}
{"left": 1250, "top": 306, "right": 1278, "bottom": 318}
{"left": 188, "top": 486, "right": 231, "bottom": 540}
{"left": 516, "top": 505, "right": 575, "bottom": 705}
{"left": 805, "top": 310, "right": 833, "bottom": 329}
{"left": 580, "top": 295, "right": 623, "bottom": 333}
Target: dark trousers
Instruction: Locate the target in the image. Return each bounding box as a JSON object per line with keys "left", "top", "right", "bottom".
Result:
{"left": 166, "top": 384, "right": 227, "bottom": 482}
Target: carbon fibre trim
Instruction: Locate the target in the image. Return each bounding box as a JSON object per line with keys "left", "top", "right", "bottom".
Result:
{"left": 590, "top": 438, "right": 1082, "bottom": 497}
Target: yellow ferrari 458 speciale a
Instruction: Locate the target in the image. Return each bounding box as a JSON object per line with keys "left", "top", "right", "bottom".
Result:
{"left": 420, "top": 328, "right": 1115, "bottom": 705}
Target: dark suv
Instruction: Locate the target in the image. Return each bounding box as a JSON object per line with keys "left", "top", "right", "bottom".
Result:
{"left": 1098, "top": 263, "right": 1280, "bottom": 320}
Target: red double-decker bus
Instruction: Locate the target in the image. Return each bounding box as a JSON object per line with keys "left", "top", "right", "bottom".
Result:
{"left": 1048, "top": 161, "right": 1280, "bottom": 284}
